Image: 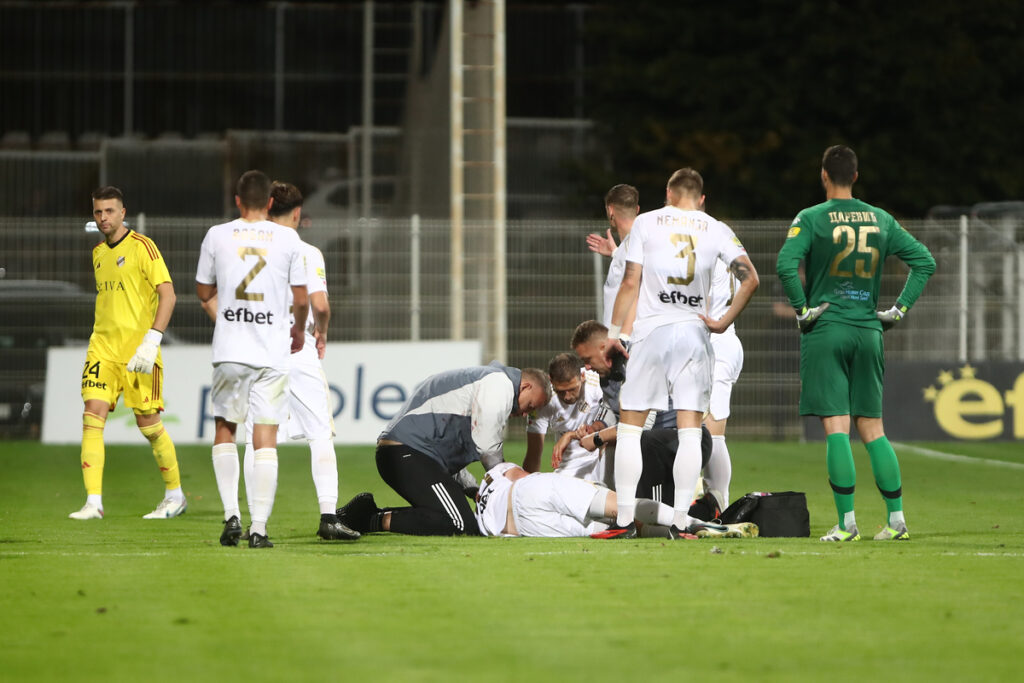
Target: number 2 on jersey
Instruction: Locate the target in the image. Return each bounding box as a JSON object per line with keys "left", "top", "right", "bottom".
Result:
{"left": 668, "top": 233, "right": 698, "bottom": 285}
{"left": 235, "top": 247, "right": 268, "bottom": 301}
{"left": 829, "top": 225, "right": 879, "bottom": 278}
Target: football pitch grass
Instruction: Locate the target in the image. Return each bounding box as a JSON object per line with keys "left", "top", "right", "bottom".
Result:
{"left": 1, "top": 438, "right": 1022, "bottom": 682}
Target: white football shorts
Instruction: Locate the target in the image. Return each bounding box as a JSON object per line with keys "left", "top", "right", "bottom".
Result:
{"left": 709, "top": 331, "right": 744, "bottom": 421}
{"left": 511, "top": 473, "right": 604, "bottom": 537}
{"left": 555, "top": 448, "right": 605, "bottom": 484}
{"left": 619, "top": 322, "right": 713, "bottom": 413}
{"left": 211, "top": 362, "right": 288, "bottom": 426}
{"left": 283, "top": 348, "right": 336, "bottom": 441}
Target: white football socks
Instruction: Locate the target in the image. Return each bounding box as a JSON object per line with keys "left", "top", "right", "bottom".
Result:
{"left": 242, "top": 441, "right": 255, "bottom": 520}
{"left": 249, "top": 448, "right": 278, "bottom": 537}
{"left": 613, "top": 423, "right": 644, "bottom": 526}
{"left": 635, "top": 498, "right": 674, "bottom": 527}
{"left": 843, "top": 511, "right": 858, "bottom": 532}
{"left": 672, "top": 428, "right": 703, "bottom": 529}
{"left": 889, "top": 510, "right": 906, "bottom": 529}
{"left": 309, "top": 438, "right": 339, "bottom": 514}
{"left": 705, "top": 434, "right": 732, "bottom": 506}
{"left": 212, "top": 442, "right": 240, "bottom": 521}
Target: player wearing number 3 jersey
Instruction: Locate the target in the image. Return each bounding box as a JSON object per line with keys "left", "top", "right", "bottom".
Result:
{"left": 777, "top": 145, "right": 935, "bottom": 542}
{"left": 599, "top": 168, "right": 759, "bottom": 540}
{"left": 196, "top": 170, "right": 309, "bottom": 548}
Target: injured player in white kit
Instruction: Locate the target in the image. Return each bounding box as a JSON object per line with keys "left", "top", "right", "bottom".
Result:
{"left": 473, "top": 462, "right": 757, "bottom": 539}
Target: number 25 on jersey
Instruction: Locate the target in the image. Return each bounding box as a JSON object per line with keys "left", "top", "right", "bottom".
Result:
{"left": 830, "top": 225, "right": 879, "bottom": 278}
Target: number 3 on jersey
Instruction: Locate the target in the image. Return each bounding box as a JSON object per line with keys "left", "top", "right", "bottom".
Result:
{"left": 830, "top": 225, "right": 879, "bottom": 278}
{"left": 668, "top": 233, "right": 698, "bottom": 285}
{"left": 235, "top": 247, "right": 267, "bottom": 301}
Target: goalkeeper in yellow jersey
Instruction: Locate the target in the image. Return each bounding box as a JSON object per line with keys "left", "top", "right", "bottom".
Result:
{"left": 70, "top": 186, "right": 186, "bottom": 520}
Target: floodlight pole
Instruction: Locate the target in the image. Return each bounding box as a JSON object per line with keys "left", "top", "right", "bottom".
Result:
{"left": 492, "top": 0, "right": 507, "bottom": 363}
{"left": 450, "top": 0, "right": 465, "bottom": 341}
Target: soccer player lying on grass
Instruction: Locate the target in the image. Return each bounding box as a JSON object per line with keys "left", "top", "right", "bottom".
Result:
{"left": 557, "top": 417, "right": 724, "bottom": 524}
{"left": 472, "top": 462, "right": 757, "bottom": 539}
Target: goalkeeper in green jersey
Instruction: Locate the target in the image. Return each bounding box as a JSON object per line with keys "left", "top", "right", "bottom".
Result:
{"left": 776, "top": 145, "right": 935, "bottom": 542}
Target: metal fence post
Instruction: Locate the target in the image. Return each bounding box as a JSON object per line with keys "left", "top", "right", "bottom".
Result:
{"left": 411, "top": 214, "right": 421, "bottom": 341}
{"left": 959, "top": 214, "right": 968, "bottom": 363}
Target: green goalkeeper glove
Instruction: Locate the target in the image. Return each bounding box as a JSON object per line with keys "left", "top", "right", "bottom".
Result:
{"left": 877, "top": 304, "right": 908, "bottom": 331}
{"left": 796, "top": 302, "right": 830, "bottom": 334}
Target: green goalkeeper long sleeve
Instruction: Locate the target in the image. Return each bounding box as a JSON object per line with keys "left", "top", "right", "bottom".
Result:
{"left": 776, "top": 198, "right": 936, "bottom": 330}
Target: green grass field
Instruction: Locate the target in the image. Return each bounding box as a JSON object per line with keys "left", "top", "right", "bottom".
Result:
{"left": 2, "top": 437, "right": 1022, "bottom": 682}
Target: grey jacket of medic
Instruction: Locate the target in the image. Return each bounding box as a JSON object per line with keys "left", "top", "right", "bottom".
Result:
{"left": 379, "top": 361, "right": 522, "bottom": 474}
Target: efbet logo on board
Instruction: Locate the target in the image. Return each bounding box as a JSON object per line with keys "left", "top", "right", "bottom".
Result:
{"left": 922, "top": 364, "right": 1024, "bottom": 439}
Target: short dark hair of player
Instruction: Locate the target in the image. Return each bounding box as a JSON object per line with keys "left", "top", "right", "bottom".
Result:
{"left": 236, "top": 170, "right": 272, "bottom": 210}
{"left": 822, "top": 145, "right": 858, "bottom": 187}
{"left": 547, "top": 353, "right": 583, "bottom": 384}
{"left": 91, "top": 186, "right": 124, "bottom": 205}
{"left": 521, "top": 367, "right": 553, "bottom": 404}
{"left": 570, "top": 320, "right": 608, "bottom": 349}
{"left": 667, "top": 168, "right": 703, "bottom": 199}
{"left": 268, "top": 181, "right": 303, "bottom": 218}
{"left": 605, "top": 184, "right": 639, "bottom": 213}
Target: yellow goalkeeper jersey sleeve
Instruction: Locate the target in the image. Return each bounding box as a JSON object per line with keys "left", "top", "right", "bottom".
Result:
{"left": 88, "top": 229, "right": 172, "bottom": 365}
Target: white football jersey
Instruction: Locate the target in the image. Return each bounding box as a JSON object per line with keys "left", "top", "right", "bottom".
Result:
{"left": 474, "top": 462, "right": 518, "bottom": 536}
{"left": 527, "top": 369, "right": 612, "bottom": 464}
{"left": 602, "top": 236, "right": 630, "bottom": 327}
{"left": 196, "top": 218, "right": 307, "bottom": 370}
{"left": 707, "top": 258, "right": 738, "bottom": 335}
{"left": 623, "top": 205, "right": 746, "bottom": 341}
{"left": 292, "top": 240, "right": 328, "bottom": 356}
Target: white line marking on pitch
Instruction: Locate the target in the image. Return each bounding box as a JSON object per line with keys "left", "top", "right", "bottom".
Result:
{"left": 0, "top": 551, "right": 170, "bottom": 558}
{"left": 892, "top": 443, "right": 1024, "bottom": 470}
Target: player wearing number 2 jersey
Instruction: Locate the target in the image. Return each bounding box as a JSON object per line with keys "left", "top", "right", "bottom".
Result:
{"left": 196, "top": 170, "right": 309, "bottom": 548}
{"left": 598, "top": 168, "right": 759, "bottom": 540}
{"left": 777, "top": 145, "right": 935, "bottom": 542}
{"left": 239, "top": 181, "right": 359, "bottom": 542}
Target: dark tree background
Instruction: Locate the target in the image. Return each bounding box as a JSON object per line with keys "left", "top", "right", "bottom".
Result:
{"left": 579, "top": 0, "right": 1024, "bottom": 219}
